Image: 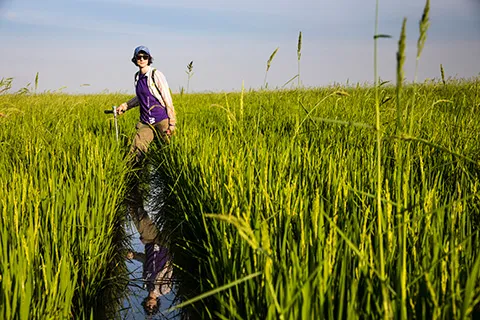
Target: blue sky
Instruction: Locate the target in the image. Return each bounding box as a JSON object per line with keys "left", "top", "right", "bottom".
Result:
{"left": 0, "top": 0, "right": 479, "bottom": 94}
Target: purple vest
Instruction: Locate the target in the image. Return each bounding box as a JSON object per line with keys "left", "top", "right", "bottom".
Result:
{"left": 143, "top": 243, "right": 169, "bottom": 291}
{"left": 136, "top": 72, "right": 168, "bottom": 125}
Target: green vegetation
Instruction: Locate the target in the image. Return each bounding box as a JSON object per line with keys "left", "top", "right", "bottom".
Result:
{"left": 159, "top": 77, "right": 480, "bottom": 319}
{"left": 0, "top": 94, "right": 134, "bottom": 319}
{"left": 2, "top": 1, "right": 480, "bottom": 318}
{"left": 1, "top": 76, "right": 480, "bottom": 319}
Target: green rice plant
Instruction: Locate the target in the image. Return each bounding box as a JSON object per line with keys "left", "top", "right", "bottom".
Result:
{"left": 0, "top": 77, "right": 13, "bottom": 94}
{"left": 396, "top": 18, "right": 407, "bottom": 133}
{"left": 34, "top": 72, "right": 39, "bottom": 94}
{"left": 395, "top": 17, "right": 408, "bottom": 320}
{"left": 297, "top": 31, "right": 302, "bottom": 88}
{"left": 0, "top": 93, "right": 134, "bottom": 319}
{"left": 414, "top": 0, "right": 430, "bottom": 84}
{"left": 186, "top": 61, "right": 194, "bottom": 94}
{"left": 150, "top": 76, "right": 480, "bottom": 319}
{"left": 373, "top": 0, "right": 390, "bottom": 316}
{"left": 410, "top": 0, "right": 431, "bottom": 134}
{"left": 264, "top": 47, "right": 279, "bottom": 89}
{"left": 441, "top": 64, "right": 446, "bottom": 86}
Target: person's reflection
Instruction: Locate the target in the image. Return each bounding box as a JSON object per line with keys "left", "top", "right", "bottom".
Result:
{"left": 126, "top": 182, "right": 173, "bottom": 316}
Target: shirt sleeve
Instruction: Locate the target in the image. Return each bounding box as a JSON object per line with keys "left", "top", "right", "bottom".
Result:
{"left": 132, "top": 251, "right": 146, "bottom": 263}
{"left": 153, "top": 71, "right": 176, "bottom": 128}
{"left": 126, "top": 96, "right": 139, "bottom": 109}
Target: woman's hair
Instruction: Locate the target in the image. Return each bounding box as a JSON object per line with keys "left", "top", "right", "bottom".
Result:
{"left": 131, "top": 51, "right": 154, "bottom": 66}
{"left": 141, "top": 296, "right": 160, "bottom": 316}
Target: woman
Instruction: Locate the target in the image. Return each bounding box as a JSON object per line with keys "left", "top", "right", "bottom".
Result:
{"left": 117, "top": 45, "right": 176, "bottom": 163}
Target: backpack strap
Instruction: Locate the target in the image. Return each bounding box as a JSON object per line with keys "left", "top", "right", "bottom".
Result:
{"left": 134, "top": 71, "right": 139, "bottom": 84}
{"left": 151, "top": 68, "right": 166, "bottom": 107}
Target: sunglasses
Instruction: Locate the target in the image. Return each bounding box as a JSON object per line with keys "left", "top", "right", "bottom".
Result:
{"left": 136, "top": 54, "right": 150, "bottom": 60}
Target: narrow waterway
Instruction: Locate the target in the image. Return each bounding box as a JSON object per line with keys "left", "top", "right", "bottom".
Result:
{"left": 118, "top": 169, "right": 183, "bottom": 320}
{"left": 119, "top": 221, "right": 180, "bottom": 319}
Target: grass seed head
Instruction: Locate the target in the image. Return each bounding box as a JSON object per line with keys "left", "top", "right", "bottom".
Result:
{"left": 266, "top": 47, "right": 279, "bottom": 72}
{"left": 417, "top": 0, "right": 430, "bottom": 60}
{"left": 440, "top": 64, "right": 446, "bottom": 86}
{"left": 397, "top": 18, "right": 407, "bottom": 91}
{"left": 297, "top": 31, "right": 302, "bottom": 61}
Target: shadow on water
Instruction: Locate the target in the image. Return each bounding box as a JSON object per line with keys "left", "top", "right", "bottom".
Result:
{"left": 116, "top": 165, "right": 186, "bottom": 320}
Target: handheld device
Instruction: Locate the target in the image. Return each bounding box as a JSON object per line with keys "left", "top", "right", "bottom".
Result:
{"left": 104, "top": 106, "right": 119, "bottom": 142}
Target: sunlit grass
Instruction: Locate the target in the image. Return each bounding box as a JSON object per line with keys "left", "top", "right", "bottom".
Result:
{"left": 1, "top": 1, "right": 479, "bottom": 316}
{"left": 156, "top": 78, "right": 480, "bottom": 319}
{"left": 0, "top": 94, "right": 134, "bottom": 319}
{"left": 1, "top": 75, "right": 479, "bottom": 319}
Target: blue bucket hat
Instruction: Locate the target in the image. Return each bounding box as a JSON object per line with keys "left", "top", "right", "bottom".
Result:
{"left": 134, "top": 45, "right": 151, "bottom": 57}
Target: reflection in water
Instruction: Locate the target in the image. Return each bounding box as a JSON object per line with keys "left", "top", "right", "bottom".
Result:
{"left": 120, "top": 169, "right": 181, "bottom": 320}
{"left": 121, "top": 222, "right": 179, "bottom": 319}
{"left": 130, "top": 242, "right": 172, "bottom": 315}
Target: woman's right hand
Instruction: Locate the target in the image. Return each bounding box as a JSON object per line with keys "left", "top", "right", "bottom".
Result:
{"left": 117, "top": 103, "right": 128, "bottom": 115}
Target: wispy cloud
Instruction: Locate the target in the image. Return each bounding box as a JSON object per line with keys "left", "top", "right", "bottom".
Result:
{"left": 4, "top": 0, "right": 477, "bottom": 42}
{"left": 4, "top": 9, "right": 163, "bottom": 36}
{"left": 78, "top": 0, "right": 374, "bottom": 25}
{"left": 79, "top": 0, "right": 331, "bottom": 15}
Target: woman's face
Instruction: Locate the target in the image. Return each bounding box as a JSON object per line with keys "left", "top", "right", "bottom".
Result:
{"left": 143, "top": 295, "right": 158, "bottom": 315}
{"left": 136, "top": 51, "right": 150, "bottom": 67}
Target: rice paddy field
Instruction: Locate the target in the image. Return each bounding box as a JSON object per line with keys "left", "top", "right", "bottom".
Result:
{"left": 1, "top": 74, "right": 480, "bottom": 319}
{"left": 0, "top": 93, "right": 132, "bottom": 319}
{"left": 161, "top": 79, "right": 480, "bottom": 320}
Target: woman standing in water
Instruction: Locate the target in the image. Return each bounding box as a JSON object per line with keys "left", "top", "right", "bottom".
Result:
{"left": 119, "top": 45, "right": 176, "bottom": 316}
{"left": 117, "top": 45, "right": 176, "bottom": 164}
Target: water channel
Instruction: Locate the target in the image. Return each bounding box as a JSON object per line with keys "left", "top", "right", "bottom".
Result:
{"left": 117, "top": 169, "right": 184, "bottom": 320}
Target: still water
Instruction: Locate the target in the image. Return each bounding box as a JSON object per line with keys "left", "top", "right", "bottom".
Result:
{"left": 119, "top": 220, "right": 180, "bottom": 319}
{"left": 118, "top": 169, "right": 182, "bottom": 320}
